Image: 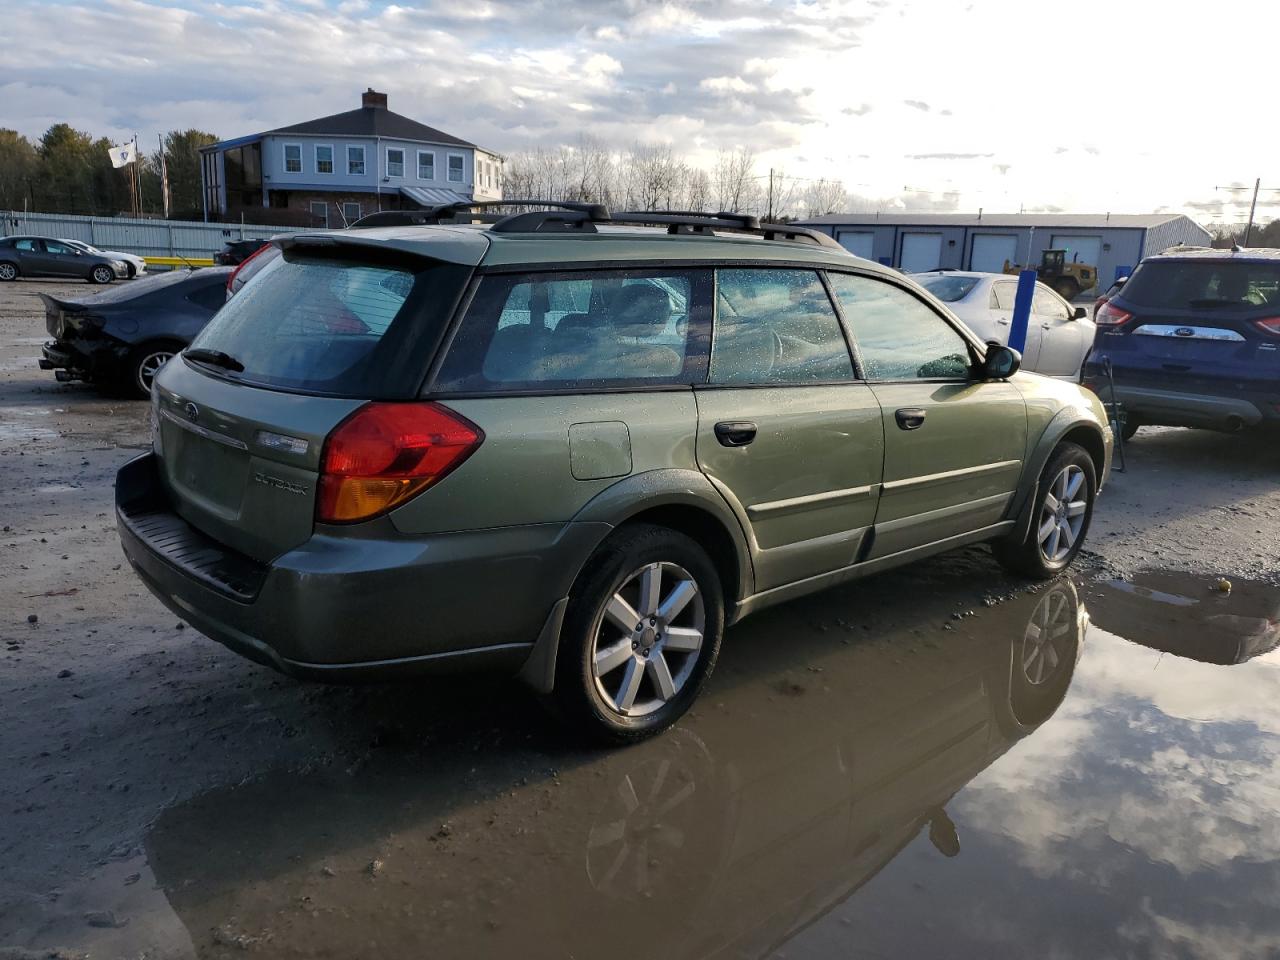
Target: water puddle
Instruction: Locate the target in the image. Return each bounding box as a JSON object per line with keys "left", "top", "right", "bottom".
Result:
{"left": 19, "top": 569, "right": 1280, "bottom": 958}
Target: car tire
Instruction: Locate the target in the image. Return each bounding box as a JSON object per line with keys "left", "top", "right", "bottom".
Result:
{"left": 123, "top": 341, "right": 183, "bottom": 399}
{"left": 90, "top": 265, "right": 114, "bottom": 285}
{"left": 0, "top": 262, "right": 18, "bottom": 281}
{"left": 1119, "top": 416, "right": 1140, "bottom": 441}
{"left": 554, "top": 523, "right": 724, "bottom": 744}
{"left": 993, "top": 442, "right": 1097, "bottom": 580}
{"left": 125, "top": 262, "right": 137, "bottom": 279}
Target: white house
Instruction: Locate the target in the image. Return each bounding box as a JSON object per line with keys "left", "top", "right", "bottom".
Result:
{"left": 199, "top": 89, "right": 503, "bottom": 226}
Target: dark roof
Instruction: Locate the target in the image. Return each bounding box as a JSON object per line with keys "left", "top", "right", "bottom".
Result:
{"left": 266, "top": 107, "right": 476, "bottom": 148}
{"left": 799, "top": 212, "right": 1197, "bottom": 230}
{"left": 1148, "top": 246, "right": 1280, "bottom": 261}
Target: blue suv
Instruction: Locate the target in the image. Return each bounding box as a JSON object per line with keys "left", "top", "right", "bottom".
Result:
{"left": 1083, "top": 248, "right": 1280, "bottom": 436}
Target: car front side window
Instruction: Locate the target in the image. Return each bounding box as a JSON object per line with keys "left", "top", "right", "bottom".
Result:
{"left": 828, "top": 272, "right": 973, "bottom": 381}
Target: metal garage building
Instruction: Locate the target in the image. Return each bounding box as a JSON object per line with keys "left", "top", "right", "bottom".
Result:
{"left": 797, "top": 213, "right": 1212, "bottom": 293}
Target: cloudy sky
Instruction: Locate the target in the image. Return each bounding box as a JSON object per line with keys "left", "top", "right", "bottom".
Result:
{"left": 4, "top": 0, "right": 1277, "bottom": 220}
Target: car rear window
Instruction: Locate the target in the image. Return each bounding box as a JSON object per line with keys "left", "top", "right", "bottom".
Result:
{"left": 915, "top": 274, "right": 980, "bottom": 302}
{"left": 1122, "top": 260, "right": 1280, "bottom": 311}
{"left": 433, "top": 268, "right": 710, "bottom": 393}
{"left": 186, "top": 250, "right": 470, "bottom": 397}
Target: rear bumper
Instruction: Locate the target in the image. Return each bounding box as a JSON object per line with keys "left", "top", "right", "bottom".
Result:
{"left": 1098, "top": 383, "right": 1274, "bottom": 431}
{"left": 41, "top": 338, "right": 127, "bottom": 379}
{"left": 115, "top": 453, "right": 607, "bottom": 681}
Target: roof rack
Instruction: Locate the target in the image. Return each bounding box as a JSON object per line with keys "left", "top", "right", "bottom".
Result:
{"left": 350, "top": 202, "right": 843, "bottom": 249}
{"left": 489, "top": 207, "right": 844, "bottom": 249}
{"left": 349, "top": 200, "right": 607, "bottom": 231}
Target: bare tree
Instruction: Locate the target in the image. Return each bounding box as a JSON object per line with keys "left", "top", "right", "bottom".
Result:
{"left": 713, "top": 148, "right": 757, "bottom": 213}
{"left": 802, "top": 178, "right": 849, "bottom": 217}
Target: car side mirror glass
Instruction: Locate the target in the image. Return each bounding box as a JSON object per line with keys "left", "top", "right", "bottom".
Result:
{"left": 1072, "top": 306, "right": 1087, "bottom": 320}
{"left": 981, "top": 344, "right": 1021, "bottom": 380}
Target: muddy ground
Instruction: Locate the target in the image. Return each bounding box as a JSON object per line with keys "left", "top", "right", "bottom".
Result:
{"left": 1, "top": 278, "right": 1278, "bottom": 959}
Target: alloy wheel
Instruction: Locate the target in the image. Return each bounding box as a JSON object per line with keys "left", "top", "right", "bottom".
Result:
{"left": 136, "top": 350, "right": 175, "bottom": 395}
{"left": 1037, "top": 464, "right": 1087, "bottom": 563}
{"left": 591, "top": 561, "right": 705, "bottom": 718}
{"left": 0, "top": 263, "right": 16, "bottom": 281}
{"left": 92, "top": 266, "right": 113, "bottom": 284}
{"left": 1021, "top": 588, "right": 1070, "bottom": 684}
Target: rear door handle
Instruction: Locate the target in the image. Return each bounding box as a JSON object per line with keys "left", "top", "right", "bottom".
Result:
{"left": 714, "top": 421, "right": 758, "bottom": 447}
{"left": 895, "top": 407, "right": 927, "bottom": 431}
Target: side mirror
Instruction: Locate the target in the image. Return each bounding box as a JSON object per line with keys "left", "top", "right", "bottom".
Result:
{"left": 1072, "top": 306, "right": 1087, "bottom": 320}
{"left": 981, "top": 344, "right": 1021, "bottom": 380}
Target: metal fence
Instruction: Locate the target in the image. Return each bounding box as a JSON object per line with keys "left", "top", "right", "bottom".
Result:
{"left": 0, "top": 211, "right": 320, "bottom": 259}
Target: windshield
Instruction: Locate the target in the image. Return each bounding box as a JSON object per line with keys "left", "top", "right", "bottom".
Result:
{"left": 187, "top": 251, "right": 469, "bottom": 397}
{"left": 915, "top": 274, "right": 981, "bottom": 302}
{"left": 1122, "top": 260, "right": 1280, "bottom": 311}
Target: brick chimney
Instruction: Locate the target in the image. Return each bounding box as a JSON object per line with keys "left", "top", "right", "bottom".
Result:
{"left": 362, "top": 88, "right": 388, "bottom": 110}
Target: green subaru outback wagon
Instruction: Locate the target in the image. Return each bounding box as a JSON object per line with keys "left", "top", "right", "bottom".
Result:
{"left": 116, "top": 205, "right": 1111, "bottom": 742}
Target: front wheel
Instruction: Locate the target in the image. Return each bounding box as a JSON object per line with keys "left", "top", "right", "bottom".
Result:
{"left": 554, "top": 524, "right": 724, "bottom": 744}
{"left": 90, "top": 264, "right": 114, "bottom": 284}
{"left": 993, "top": 442, "right": 1097, "bottom": 579}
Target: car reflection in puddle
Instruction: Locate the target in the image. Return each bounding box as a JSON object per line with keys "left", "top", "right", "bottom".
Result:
{"left": 140, "top": 572, "right": 1280, "bottom": 960}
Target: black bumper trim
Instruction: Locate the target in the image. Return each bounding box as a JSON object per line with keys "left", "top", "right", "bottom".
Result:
{"left": 116, "top": 454, "right": 268, "bottom": 603}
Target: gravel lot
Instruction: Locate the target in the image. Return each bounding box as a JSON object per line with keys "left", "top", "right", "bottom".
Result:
{"left": 1, "top": 277, "right": 1277, "bottom": 958}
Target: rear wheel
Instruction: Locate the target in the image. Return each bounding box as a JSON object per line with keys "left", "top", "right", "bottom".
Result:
{"left": 1119, "top": 416, "right": 1141, "bottom": 441}
{"left": 993, "top": 442, "right": 1097, "bottom": 579}
{"left": 90, "top": 264, "right": 114, "bottom": 284}
{"left": 124, "top": 341, "right": 183, "bottom": 399}
{"left": 554, "top": 524, "right": 724, "bottom": 744}
{"left": 0, "top": 262, "right": 18, "bottom": 281}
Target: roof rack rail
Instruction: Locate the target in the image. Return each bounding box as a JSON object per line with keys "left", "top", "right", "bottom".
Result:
{"left": 488, "top": 206, "right": 843, "bottom": 249}
{"left": 350, "top": 200, "right": 610, "bottom": 231}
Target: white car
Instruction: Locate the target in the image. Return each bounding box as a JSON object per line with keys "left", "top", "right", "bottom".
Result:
{"left": 60, "top": 239, "right": 146, "bottom": 279}
{"left": 912, "top": 271, "right": 1096, "bottom": 381}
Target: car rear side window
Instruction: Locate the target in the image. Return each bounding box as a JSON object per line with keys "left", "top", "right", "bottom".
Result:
{"left": 828, "top": 273, "right": 972, "bottom": 381}
{"left": 433, "top": 269, "right": 709, "bottom": 393}
{"left": 711, "top": 268, "right": 853, "bottom": 384}
{"left": 1122, "top": 260, "right": 1280, "bottom": 311}
{"left": 186, "top": 251, "right": 469, "bottom": 397}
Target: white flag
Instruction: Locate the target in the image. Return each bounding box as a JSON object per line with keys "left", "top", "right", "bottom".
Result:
{"left": 109, "top": 141, "right": 137, "bottom": 168}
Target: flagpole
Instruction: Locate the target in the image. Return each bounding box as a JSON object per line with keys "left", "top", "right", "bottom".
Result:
{"left": 133, "top": 134, "right": 142, "bottom": 217}
{"left": 157, "top": 133, "right": 171, "bottom": 219}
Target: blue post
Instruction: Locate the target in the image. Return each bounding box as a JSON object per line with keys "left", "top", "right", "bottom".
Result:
{"left": 1115, "top": 265, "right": 1131, "bottom": 282}
{"left": 1009, "top": 269, "right": 1037, "bottom": 353}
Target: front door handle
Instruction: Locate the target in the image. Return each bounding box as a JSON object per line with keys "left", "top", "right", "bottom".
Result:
{"left": 714, "top": 421, "right": 758, "bottom": 447}
{"left": 895, "top": 407, "right": 927, "bottom": 431}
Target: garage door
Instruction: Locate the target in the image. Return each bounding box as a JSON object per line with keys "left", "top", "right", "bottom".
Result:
{"left": 836, "top": 231, "right": 874, "bottom": 260}
{"left": 900, "top": 233, "right": 942, "bottom": 272}
{"left": 1051, "top": 235, "right": 1102, "bottom": 288}
{"left": 969, "top": 234, "right": 1018, "bottom": 273}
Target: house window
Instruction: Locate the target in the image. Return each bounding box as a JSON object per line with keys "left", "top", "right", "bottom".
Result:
{"left": 386, "top": 147, "right": 405, "bottom": 178}
{"left": 417, "top": 150, "right": 435, "bottom": 180}
{"left": 347, "top": 145, "right": 366, "bottom": 176}
{"left": 315, "top": 144, "right": 334, "bottom": 175}
{"left": 309, "top": 200, "right": 329, "bottom": 227}
{"left": 343, "top": 201, "right": 362, "bottom": 224}
{"left": 448, "top": 153, "right": 464, "bottom": 183}
{"left": 283, "top": 143, "right": 302, "bottom": 173}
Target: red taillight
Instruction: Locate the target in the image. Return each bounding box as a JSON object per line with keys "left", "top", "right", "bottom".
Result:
{"left": 317, "top": 403, "right": 483, "bottom": 524}
{"left": 225, "top": 243, "right": 271, "bottom": 295}
{"left": 1096, "top": 302, "right": 1133, "bottom": 327}
{"left": 1254, "top": 317, "right": 1280, "bottom": 336}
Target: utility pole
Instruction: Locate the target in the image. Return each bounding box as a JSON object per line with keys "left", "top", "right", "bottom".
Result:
{"left": 1214, "top": 179, "right": 1280, "bottom": 246}
{"left": 1245, "top": 177, "right": 1260, "bottom": 246}
{"left": 766, "top": 168, "right": 775, "bottom": 221}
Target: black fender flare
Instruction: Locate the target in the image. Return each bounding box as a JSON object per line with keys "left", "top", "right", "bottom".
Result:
{"left": 1006, "top": 409, "right": 1109, "bottom": 545}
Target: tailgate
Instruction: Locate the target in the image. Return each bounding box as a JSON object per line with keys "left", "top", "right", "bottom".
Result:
{"left": 153, "top": 360, "right": 362, "bottom": 563}
{"left": 1128, "top": 314, "right": 1279, "bottom": 385}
